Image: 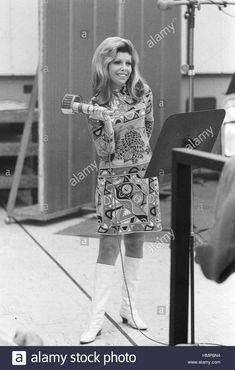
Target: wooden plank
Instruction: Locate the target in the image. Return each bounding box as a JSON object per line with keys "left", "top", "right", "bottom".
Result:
{"left": 70, "top": 0, "right": 97, "bottom": 208}
{"left": 6, "top": 70, "right": 38, "bottom": 215}
{"left": 10, "top": 203, "right": 93, "bottom": 221}
{"left": 40, "top": 0, "right": 70, "bottom": 213}
{"left": 95, "top": 0, "right": 118, "bottom": 45}
{"left": 0, "top": 143, "right": 38, "bottom": 156}
{"left": 124, "top": 0, "right": 161, "bottom": 147}
{"left": 39, "top": 0, "right": 96, "bottom": 214}
{"left": 0, "top": 109, "right": 38, "bottom": 123}
{"left": 162, "top": 6, "right": 181, "bottom": 126}
{"left": 123, "top": 0, "right": 143, "bottom": 60}
{"left": 0, "top": 175, "right": 37, "bottom": 189}
{"left": 123, "top": 0, "right": 181, "bottom": 150}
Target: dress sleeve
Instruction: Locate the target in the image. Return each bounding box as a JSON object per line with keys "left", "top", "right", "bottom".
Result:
{"left": 144, "top": 87, "right": 154, "bottom": 139}
{"left": 86, "top": 116, "right": 115, "bottom": 161}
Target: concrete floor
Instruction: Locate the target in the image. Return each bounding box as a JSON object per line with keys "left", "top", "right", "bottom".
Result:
{"left": 0, "top": 183, "right": 235, "bottom": 346}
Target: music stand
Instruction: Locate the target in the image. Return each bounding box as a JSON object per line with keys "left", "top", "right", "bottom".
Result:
{"left": 145, "top": 109, "right": 225, "bottom": 344}
{"left": 145, "top": 109, "right": 225, "bottom": 177}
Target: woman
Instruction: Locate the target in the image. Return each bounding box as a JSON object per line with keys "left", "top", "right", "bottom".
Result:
{"left": 80, "top": 36, "right": 161, "bottom": 344}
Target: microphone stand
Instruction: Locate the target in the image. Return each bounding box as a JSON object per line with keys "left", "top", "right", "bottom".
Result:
{"left": 179, "top": 0, "right": 235, "bottom": 111}
{"left": 185, "top": 1, "right": 195, "bottom": 112}
{"left": 185, "top": 1, "right": 196, "bottom": 346}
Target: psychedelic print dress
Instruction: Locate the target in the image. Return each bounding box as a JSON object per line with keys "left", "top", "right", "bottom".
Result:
{"left": 87, "top": 84, "right": 161, "bottom": 235}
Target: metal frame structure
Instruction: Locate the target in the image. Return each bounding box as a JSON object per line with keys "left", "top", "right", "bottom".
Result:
{"left": 169, "top": 148, "right": 228, "bottom": 345}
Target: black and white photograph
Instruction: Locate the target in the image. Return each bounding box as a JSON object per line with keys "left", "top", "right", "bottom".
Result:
{"left": 0, "top": 0, "right": 235, "bottom": 368}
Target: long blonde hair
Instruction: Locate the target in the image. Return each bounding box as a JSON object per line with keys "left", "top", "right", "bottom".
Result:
{"left": 91, "top": 37, "right": 146, "bottom": 105}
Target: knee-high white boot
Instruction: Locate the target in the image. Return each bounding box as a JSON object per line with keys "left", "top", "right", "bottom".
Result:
{"left": 120, "top": 256, "right": 147, "bottom": 330}
{"left": 80, "top": 263, "right": 114, "bottom": 344}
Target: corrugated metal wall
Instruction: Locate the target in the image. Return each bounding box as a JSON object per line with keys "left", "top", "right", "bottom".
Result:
{"left": 39, "top": 0, "right": 181, "bottom": 215}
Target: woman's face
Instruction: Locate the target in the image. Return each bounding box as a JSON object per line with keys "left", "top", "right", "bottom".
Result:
{"left": 108, "top": 52, "right": 132, "bottom": 89}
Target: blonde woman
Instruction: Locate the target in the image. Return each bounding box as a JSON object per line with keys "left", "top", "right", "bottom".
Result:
{"left": 80, "top": 37, "right": 161, "bottom": 344}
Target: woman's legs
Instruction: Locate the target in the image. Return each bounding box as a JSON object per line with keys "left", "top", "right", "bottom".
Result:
{"left": 97, "top": 235, "right": 121, "bottom": 265}
{"left": 124, "top": 232, "right": 144, "bottom": 258}
{"left": 120, "top": 232, "right": 147, "bottom": 330}
{"left": 80, "top": 235, "right": 121, "bottom": 344}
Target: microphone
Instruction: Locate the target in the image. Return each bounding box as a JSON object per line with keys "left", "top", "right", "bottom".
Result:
{"left": 61, "top": 94, "right": 114, "bottom": 120}
{"left": 157, "top": 0, "right": 175, "bottom": 10}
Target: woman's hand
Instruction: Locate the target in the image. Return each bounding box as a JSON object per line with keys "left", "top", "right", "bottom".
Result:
{"left": 103, "top": 115, "right": 114, "bottom": 137}
{"left": 89, "top": 105, "right": 114, "bottom": 137}
{"left": 89, "top": 105, "right": 114, "bottom": 121}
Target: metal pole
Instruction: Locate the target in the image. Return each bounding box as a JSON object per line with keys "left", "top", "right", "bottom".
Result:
{"left": 186, "top": 4, "right": 195, "bottom": 112}
{"left": 185, "top": 2, "right": 196, "bottom": 344}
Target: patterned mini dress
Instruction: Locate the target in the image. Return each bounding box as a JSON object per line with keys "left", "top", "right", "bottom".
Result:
{"left": 87, "top": 84, "right": 161, "bottom": 235}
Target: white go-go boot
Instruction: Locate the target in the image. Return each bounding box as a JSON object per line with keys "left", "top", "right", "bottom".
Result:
{"left": 120, "top": 256, "right": 147, "bottom": 330}
{"left": 80, "top": 263, "right": 114, "bottom": 344}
